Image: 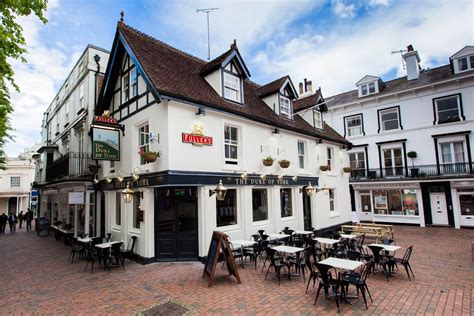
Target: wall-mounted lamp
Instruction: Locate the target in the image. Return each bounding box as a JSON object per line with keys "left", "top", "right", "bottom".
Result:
{"left": 131, "top": 167, "right": 145, "bottom": 181}
{"left": 122, "top": 182, "right": 143, "bottom": 204}
{"left": 105, "top": 176, "right": 112, "bottom": 184}
{"left": 277, "top": 174, "right": 284, "bottom": 180}
{"left": 209, "top": 180, "right": 227, "bottom": 201}
{"left": 93, "top": 174, "right": 99, "bottom": 184}
{"left": 240, "top": 173, "right": 248, "bottom": 180}
{"left": 260, "top": 174, "right": 267, "bottom": 181}
{"left": 272, "top": 128, "right": 280, "bottom": 134}
{"left": 299, "top": 182, "right": 315, "bottom": 196}
{"left": 195, "top": 106, "right": 206, "bottom": 116}
{"left": 291, "top": 175, "right": 298, "bottom": 182}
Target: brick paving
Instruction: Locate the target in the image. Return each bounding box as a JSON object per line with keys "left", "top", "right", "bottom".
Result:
{"left": 0, "top": 225, "right": 473, "bottom": 315}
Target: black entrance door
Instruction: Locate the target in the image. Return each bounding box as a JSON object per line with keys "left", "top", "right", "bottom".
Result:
{"left": 303, "top": 194, "right": 312, "bottom": 231}
{"left": 155, "top": 187, "right": 198, "bottom": 261}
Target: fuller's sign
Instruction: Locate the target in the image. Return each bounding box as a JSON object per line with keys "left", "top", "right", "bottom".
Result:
{"left": 182, "top": 122, "right": 213, "bottom": 146}
{"left": 92, "top": 127, "right": 120, "bottom": 161}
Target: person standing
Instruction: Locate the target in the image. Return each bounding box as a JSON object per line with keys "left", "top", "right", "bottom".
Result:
{"left": 0, "top": 213, "right": 7, "bottom": 235}
{"left": 8, "top": 214, "right": 17, "bottom": 234}
{"left": 26, "top": 208, "right": 34, "bottom": 232}
{"left": 18, "top": 211, "right": 24, "bottom": 229}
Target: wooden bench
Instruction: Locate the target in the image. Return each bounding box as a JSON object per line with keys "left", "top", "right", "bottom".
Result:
{"left": 339, "top": 225, "right": 384, "bottom": 243}
{"left": 355, "top": 223, "right": 395, "bottom": 240}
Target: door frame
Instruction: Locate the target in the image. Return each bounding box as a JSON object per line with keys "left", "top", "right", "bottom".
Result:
{"left": 420, "top": 182, "right": 454, "bottom": 227}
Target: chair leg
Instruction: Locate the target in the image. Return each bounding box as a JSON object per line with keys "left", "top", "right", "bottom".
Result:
{"left": 314, "top": 283, "right": 323, "bottom": 305}
{"left": 408, "top": 263, "right": 415, "bottom": 279}
{"left": 359, "top": 285, "right": 368, "bottom": 310}
{"left": 277, "top": 268, "right": 281, "bottom": 286}
{"left": 305, "top": 276, "right": 313, "bottom": 294}
{"left": 404, "top": 264, "right": 411, "bottom": 281}
{"left": 365, "top": 284, "right": 373, "bottom": 302}
{"left": 265, "top": 265, "right": 271, "bottom": 280}
{"left": 333, "top": 286, "right": 340, "bottom": 313}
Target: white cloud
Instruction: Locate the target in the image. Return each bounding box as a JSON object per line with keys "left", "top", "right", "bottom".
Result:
{"left": 5, "top": 0, "right": 77, "bottom": 157}
{"left": 252, "top": 0, "right": 473, "bottom": 96}
{"left": 332, "top": 0, "right": 356, "bottom": 18}
{"left": 368, "top": 0, "right": 390, "bottom": 6}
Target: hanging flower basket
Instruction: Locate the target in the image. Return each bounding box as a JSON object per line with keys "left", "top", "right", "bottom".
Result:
{"left": 262, "top": 156, "right": 274, "bottom": 167}
{"left": 88, "top": 164, "right": 100, "bottom": 173}
{"left": 342, "top": 166, "right": 352, "bottom": 173}
{"left": 319, "top": 165, "right": 330, "bottom": 172}
{"left": 278, "top": 159, "right": 291, "bottom": 168}
{"left": 141, "top": 150, "right": 160, "bottom": 163}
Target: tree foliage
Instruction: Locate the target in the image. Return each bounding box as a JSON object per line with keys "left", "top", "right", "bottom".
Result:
{"left": 0, "top": 0, "right": 48, "bottom": 161}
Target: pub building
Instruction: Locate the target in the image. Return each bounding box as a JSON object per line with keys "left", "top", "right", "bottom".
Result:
{"left": 93, "top": 18, "right": 353, "bottom": 263}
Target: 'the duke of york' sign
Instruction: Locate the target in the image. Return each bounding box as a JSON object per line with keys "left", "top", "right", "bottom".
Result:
{"left": 182, "top": 122, "right": 213, "bottom": 146}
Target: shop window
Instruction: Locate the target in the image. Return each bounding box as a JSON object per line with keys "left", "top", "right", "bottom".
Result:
{"left": 138, "top": 124, "right": 150, "bottom": 165}
{"left": 372, "top": 189, "right": 418, "bottom": 216}
{"left": 252, "top": 189, "right": 268, "bottom": 222}
{"left": 329, "top": 189, "right": 336, "bottom": 211}
{"left": 460, "top": 194, "right": 474, "bottom": 216}
{"left": 115, "top": 192, "right": 121, "bottom": 226}
{"left": 216, "top": 189, "right": 237, "bottom": 227}
{"left": 280, "top": 188, "right": 293, "bottom": 217}
{"left": 224, "top": 125, "right": 239, "bottom": 165}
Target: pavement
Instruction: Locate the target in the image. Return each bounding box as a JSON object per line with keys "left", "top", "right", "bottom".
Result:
{"left": 0, "top": 224, "right": 473, "bottom": 315}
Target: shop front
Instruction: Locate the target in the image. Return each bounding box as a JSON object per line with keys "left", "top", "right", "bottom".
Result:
{"left": 451, "top": 180, "right": 474, "bottom": 228}
{"left": 101, "top": 171, "right": 320, "bottom": 262}
{"left": 352, "top": 182, "right": 424, "bottom": 226}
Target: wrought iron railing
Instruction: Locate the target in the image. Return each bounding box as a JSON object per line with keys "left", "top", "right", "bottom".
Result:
{"left": 350, "top": 162, "right": 473, "bottom": 181}
{"left": 45, "top": 152, "right": 94, "bottom": 182}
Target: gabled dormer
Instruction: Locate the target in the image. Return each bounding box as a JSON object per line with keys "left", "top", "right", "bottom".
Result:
{"left": 258, "top": 75, "right": 298, "bottom": 119}
{"left": 450, "top": 46, "right": 474, "bottom": 74}
{"left": 355, "top": 75, "right": 385, "bottom": 98}
{"left": 293, "top": 87, "right": 324, "bottom": 129}
{"left": 200, "top": 41, "right": 250, "bottom": 104}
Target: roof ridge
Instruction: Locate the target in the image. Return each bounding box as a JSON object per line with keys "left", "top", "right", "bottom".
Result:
{"left": 121, "top": 23, "right": 207, "bottom": 64}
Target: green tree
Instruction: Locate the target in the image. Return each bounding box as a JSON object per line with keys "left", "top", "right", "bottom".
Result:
{"left": 0, "top": 0, "right": 48, "bottom": 167}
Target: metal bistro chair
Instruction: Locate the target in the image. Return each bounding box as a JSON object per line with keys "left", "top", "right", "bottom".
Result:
{"left": 120, "top": 236, "right": 137, "bottom": 264}
{"left": 314, "top": 263, "right": 346, "bottom": 313}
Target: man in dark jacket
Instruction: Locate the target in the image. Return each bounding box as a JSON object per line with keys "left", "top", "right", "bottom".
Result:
{"left": 25, "top": 208, "right": 34, "bottom": 232}
{"left": 8, "top": 214, "right": 17, "bottom": 233}
{"left": 0, "top": 213, "right": 7, "bottom": 235}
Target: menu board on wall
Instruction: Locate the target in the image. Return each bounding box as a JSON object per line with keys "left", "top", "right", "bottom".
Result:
{"left": 68, "top": 192, "right": 84, "bottom": 205}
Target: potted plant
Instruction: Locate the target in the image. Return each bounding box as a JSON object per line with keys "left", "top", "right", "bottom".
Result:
{"left": 141, "top": 150, "right": 160, "bottom": 163}
{"left": 278, "top": 159, "right": 291, "bottom": 168}
{"left": 407, "top": 151, "right": 419, "bottom": 177}
{"left": 262, "top": 156, "right": 274, "bottom": 166}
{"left": 88, "top": 164, "right": 100, "bottom": 173}
{"left": 319, "top": 165, "right": 330, "bottom": 172}
{"left": 342, "top": 166, "right": 352, "bottom": 173}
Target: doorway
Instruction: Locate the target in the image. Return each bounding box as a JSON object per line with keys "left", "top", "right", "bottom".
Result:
{"left": 155, "top": 187, "right": 198, "bottom": 261}
{"left": 358, "top": 192, "right": 372, "bottom": 221}
{"left": 430, "top": 192, "right": 449, "bottom": 225}
{"left": 302, "top": 194, "right": 312, "bottom": 231}
{"left": 8, "top": 197, "right": 17, "bottom": 215}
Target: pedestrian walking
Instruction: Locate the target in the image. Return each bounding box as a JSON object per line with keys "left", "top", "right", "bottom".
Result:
{"left": 18, "top": 211, "right": 24, "bottom": 229}
{"left": 8, "top": 214, "right": 17, "bottom": 234}
{"left": 0, "top": 213, "right": 7, "bottom": 235}
{"left": 26, "top": 208, "right": 34, "bottom": 232}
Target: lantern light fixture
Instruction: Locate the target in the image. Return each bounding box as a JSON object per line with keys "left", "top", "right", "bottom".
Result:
{"left": 122, "top": 182, "right": 134, "bottom": 203}
{"left": 260, "top": 174, "right": 267, "bottom": 181}
{"left": 209, "top": 180, "right": 227, "bottom": 201}
{"left": 299, "top": 182, "right": 329, "bottom": 196}
{"left": 93, "top": 174, "right": 99, "bottom": 184}
{"left": 105, "top": 176, "right": 112, "bottom": 184}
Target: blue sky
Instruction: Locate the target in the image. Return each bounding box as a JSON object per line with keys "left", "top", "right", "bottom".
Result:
{"left": 7, "top": 0, "right": 473, "bottom": 156}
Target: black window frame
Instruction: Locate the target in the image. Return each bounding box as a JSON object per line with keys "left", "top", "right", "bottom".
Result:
{"left": 343, "top": 113, "right": 365, "bottom": 137}
{"left": 377, "top": 106, "right": 403, "bottom": 133}
{"left": 432, "top": 93, "right": 465, "bottom": 125}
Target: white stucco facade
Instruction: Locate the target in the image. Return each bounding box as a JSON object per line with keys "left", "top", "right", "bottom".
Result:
{"left": 0, "top": 158, "right": 34, "bottom": 216}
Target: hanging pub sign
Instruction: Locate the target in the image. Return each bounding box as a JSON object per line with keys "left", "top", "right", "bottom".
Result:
{"left": 182, "top": 122, "right": 213, "bottom": 146}
{"left": 90, "top": 111, "right": 123, "bottom": 161}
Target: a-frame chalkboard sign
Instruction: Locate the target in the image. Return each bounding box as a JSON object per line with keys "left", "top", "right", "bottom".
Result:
{"left": 202, "top": 231, "right": 241, "bottom": 287}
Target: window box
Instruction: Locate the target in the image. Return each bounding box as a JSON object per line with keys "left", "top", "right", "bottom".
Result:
{"left": 342, "top": 166, "right": 352, "bottom": 173}
{"left": 141, "top": 150, "right": 160, "bottom": 163}
{"left": 319, "top": 165, "right": 330, "bottom": 172}
{"left": 88, "top": 164, "right": 100, "bottom": 173}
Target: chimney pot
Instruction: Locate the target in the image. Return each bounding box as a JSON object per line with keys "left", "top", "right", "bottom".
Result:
{"left": 304, "top": 78, "right": 308, "bottom": 92}
{"left": 407, "top": 44, "right": 414, "bottom": 52}
{"left": 307, "top": 80, "right": 313, "bottom": 92}
{"left": 298, "top": 82, "right": 304, "bottom": 95}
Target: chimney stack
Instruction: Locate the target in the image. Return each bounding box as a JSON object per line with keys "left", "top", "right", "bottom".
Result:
{"left": 307, "top": 80, "right": 313, "bottom": 92}
{"left": 402, "top": 44, "right": 421, "bottom": 81}
{"left": 299, "top": 82, "right": 304, "bottom": 95}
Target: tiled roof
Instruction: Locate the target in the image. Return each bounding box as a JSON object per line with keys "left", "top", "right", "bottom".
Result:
{"left": 199, "top": 47, "right": 235, "bottom": 76}
{"left": 257, "top": 76, "right": 290, "bottom": 98}
{"left": 293, "top": 88, "right": 322, "bottom": 112}
{"left": 118, "top": 23, "right": 350, "bottom": 145}
{"left": 327, "top": 65, "right": 473, "bottom": 107}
